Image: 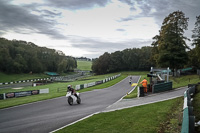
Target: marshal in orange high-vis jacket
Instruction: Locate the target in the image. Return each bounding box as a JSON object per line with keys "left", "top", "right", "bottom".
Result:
{"left": 140, "top": 78, "right": 148, "bottom": 93}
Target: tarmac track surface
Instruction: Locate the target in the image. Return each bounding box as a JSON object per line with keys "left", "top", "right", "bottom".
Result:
{"left": 0, "top": 76, "right": 140, "bottom": 133}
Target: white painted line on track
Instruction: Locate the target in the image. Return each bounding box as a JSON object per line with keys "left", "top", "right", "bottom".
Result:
{"left": 106, "top": 76, "right": 141, "bottom": 109}
{"left": 103, "top": 95, "right": 183, "bottom": 113}
{"left": 49, "top": 112, "right": 100, "bottom": 133}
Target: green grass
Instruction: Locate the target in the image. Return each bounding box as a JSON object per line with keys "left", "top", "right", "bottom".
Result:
{"left": 158, "top": 96, "right": 183, "bottom": 132}
{"left": 170, "top": 75, "right": 200, "bottom": 88}
{"left": 0, "top": 72, "right": 49, "bottom": 83}
{"left": 120, "top": 71, "right": 149, "bottom": 76}
{"left": 0, "top": 72, "right": 124, "bottom": 109}
{"left": 77, "top": 60, "right": 92, "bottom": 71}
{"left": 57, "top": 97, "right": 183, "bottom": 133}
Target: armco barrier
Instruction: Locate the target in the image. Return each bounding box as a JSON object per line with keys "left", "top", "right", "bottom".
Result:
{"left": 0, "top": 88, "right": 49, "bottom": 100}
{"left": 84, "top": 83, "right": 88, "bottom": 88}
{"left": 75, "top": 85, "right": 80, "bottom": 90}
{"left": 181, "top": 107, "right": 189, "bottom": 133}
{"left": 88, "top": 82, "right": 95, "bottom": 87}
{"left": 0, "top": 94, "right": 4, "bottom": 100}
{"left": 74, "top": 74, "right": 121, "bottom": 91}
{"left": 96, "top": 80, "right": 103, "bottom": 85}
{"left": 39, "top": 88, "right": 49, "bottom": 94}
{"left": 181, "top": 86, "right": 195, "bottom": 133}
{"left": 80, "top": 84, "right": 84, "bottom": 89}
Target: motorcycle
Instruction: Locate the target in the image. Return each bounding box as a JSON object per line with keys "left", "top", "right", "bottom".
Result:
{"left": 66, "top": 92, "right": 81, "bottom": 105}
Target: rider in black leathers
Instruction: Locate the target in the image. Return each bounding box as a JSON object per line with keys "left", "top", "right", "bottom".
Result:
{"left": 67, "top": 85, "right": 78, "bottom": 98}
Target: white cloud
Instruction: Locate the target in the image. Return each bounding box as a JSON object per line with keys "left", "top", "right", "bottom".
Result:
{"left": 0, "top": 0, "right": 199, "bottom": 58}
{"left": 11, "top": 0, "right": 46, "bottom": 5}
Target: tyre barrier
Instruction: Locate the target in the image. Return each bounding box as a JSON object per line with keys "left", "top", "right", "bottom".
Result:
{"left": 137, "top": 86, "right": 144, "bottom": 97}
{"left": 0, "top": 78, "right": 50, "bottom": 86}
{"left": 181, "top": 85, "right": 196, "bottom": 133}
{"left": 75, "top": 74, "right": 121, "bottom": 90}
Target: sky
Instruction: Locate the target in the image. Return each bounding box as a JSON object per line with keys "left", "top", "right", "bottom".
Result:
{"left": 0, "top": 0, "right": 200, "bottom": 58}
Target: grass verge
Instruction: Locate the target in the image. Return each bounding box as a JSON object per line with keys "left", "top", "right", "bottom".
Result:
{"left": 77, "top": 60, "right": 92, "bottom": 71}
{"left": 157, "top": 97, "right": 183, "bottom": 132}
{"left": 170, "top": 75, "right": 200, "bottom": 88}
{"left": 56, "top": 97, "right": 183, "bottom": 133}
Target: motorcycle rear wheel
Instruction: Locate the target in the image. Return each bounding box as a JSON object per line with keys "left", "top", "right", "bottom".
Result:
{"left": 77, "top": 97, "right": 81, "bottom": 104}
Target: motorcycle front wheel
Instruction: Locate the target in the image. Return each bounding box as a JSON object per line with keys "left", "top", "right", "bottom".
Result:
{"left": 68, "top": 96, "right": 73, "bottom": 105}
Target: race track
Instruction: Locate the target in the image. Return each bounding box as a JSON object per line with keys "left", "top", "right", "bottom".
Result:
{"left": 0, "top": 76, "right": 140, "bottom": 133}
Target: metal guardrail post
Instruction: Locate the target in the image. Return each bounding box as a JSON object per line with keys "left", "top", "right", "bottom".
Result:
{"left": 167, "top": 67, "right": 169, "bottom": 82}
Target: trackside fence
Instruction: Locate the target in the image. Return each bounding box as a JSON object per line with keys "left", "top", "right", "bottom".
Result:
{"left": 56, "top": 74, "right": 121, "bottom": 93}
{"left": 0, "top": 88, "right": 49, "bottom": 100}
{"left": 75, "top": 74, "right": 121, "bottom": 90}
{"left": 181, "top": 84, "right": 196, "bottom": 133}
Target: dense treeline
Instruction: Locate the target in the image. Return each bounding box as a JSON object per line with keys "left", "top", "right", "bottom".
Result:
{"left": 92, "top": 47, "right": 154, "bottom": 74}
{"left": 92, "top": 11, "right": 200, "bottom": 75}
{"left": 0, "top": 38, "right": 77, "bottom": 73}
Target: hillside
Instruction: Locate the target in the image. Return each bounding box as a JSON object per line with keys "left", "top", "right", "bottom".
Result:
{"left": 77, "top": 60, "right": 92, "bottom": 71}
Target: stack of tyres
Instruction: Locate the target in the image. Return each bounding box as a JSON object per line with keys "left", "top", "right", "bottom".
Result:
{"left": 139, "top": 86, "right": 144, "bottom": 97}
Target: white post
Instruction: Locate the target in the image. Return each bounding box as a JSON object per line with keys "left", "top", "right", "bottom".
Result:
{"left": 151, "top": 67, "right": 153, "bottom": 72}
{"left": 167, "top": 67, "right": 169, "bottom": 82}
{"left": 3, "top": 93, "right": 6, "bottom": 99}
{"left": 137, "top": 86, "right": 140, "bottom": 97}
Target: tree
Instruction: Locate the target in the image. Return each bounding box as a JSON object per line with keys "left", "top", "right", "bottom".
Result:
{"left": 0, "top": 37, "right": 77, "bottom": 73}
{"left": 139, "top": 47, "right": 154, "bottom": 70}
{"left": 58, "top": 59, "right": 67, "bottom": 73}
{"left": 151, "top": 35, "right": 160, "bottom": 66}
{"left": 91, "top": 47, "right": 154, "bottom": 74}
{"left": 92, "top": 52, "right": 111, "bottom": 74}
{"left": 152, "top": 11, "right": 189, "bottom": 73}
{"left": 109, "top": 51, "right": 124, "bottom": 72}
{"left": 191, "top": 15, "right": 200, "bottom": 68}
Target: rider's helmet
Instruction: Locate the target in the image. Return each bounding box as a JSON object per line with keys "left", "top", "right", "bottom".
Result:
{"left": 67, "top": 85, "right": 71, "bottom": 89}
